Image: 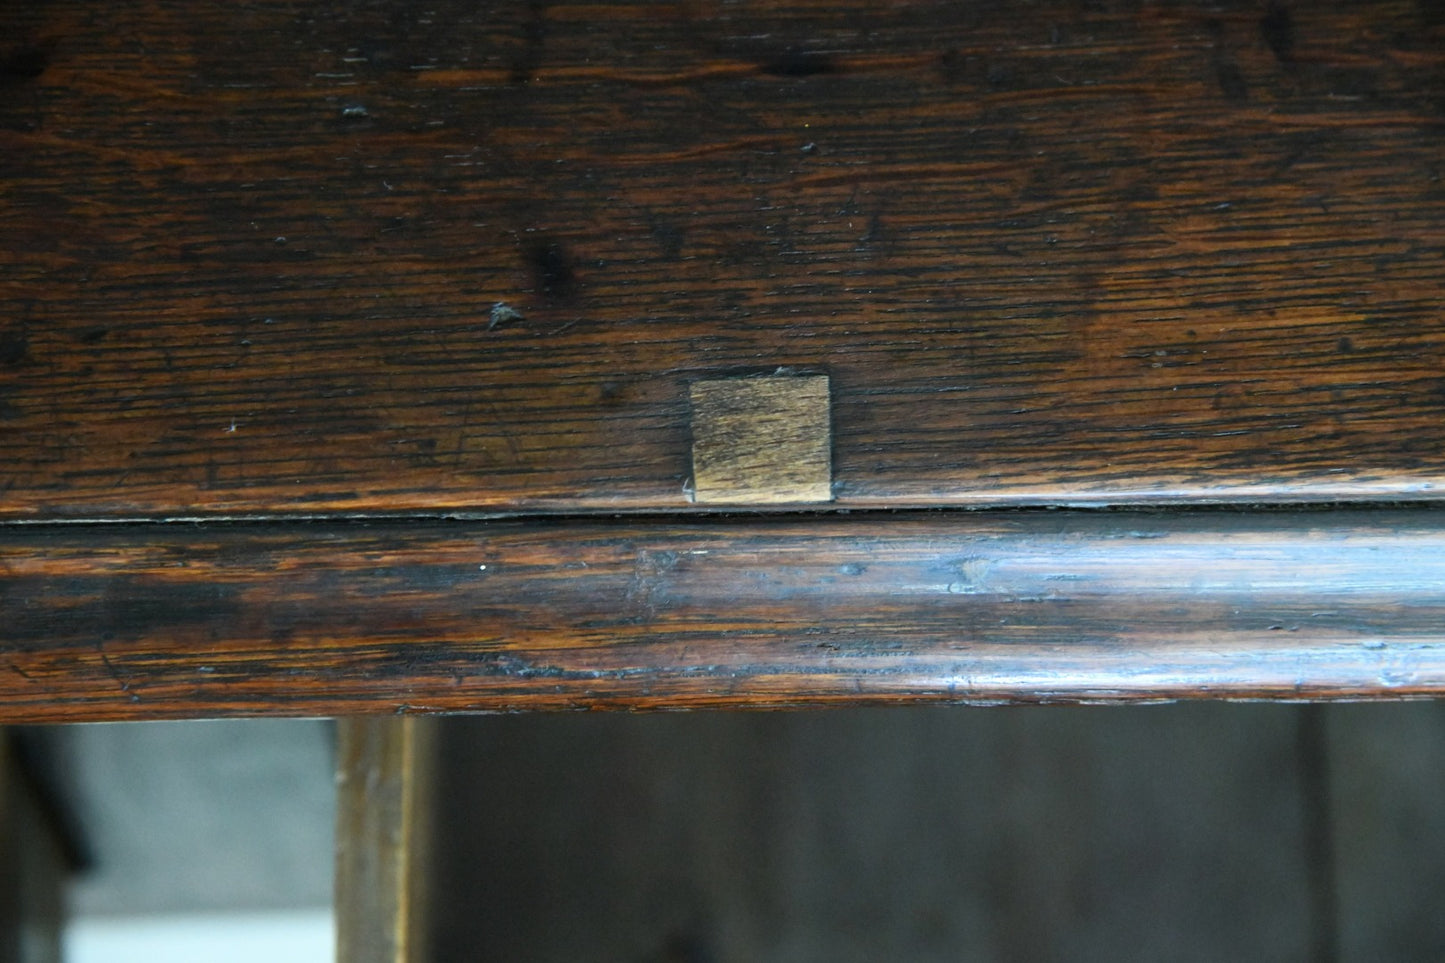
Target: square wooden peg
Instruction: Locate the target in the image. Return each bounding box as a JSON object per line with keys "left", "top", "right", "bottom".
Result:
{"left": 689, "top": 374, "right": 832, "bottom": 505}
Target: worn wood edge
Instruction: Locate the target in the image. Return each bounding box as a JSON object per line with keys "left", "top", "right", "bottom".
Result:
{"left": 335, "top": 716, "right": 436, "bottom": 963}
{"left": 3, "top": 510, "right": 1445, "bottom": 721}
{"left": 10, "top": 481, "right": 1445, "bottom": 523}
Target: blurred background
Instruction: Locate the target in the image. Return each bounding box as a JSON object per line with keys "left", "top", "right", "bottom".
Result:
{"left": 4, "top": 702, "right": 1444, "bottom": 961}
{"left": 5, "top": 719, "right": 335, "bottom": 963}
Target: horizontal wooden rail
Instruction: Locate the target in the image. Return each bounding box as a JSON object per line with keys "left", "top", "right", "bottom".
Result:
{"left": 2, "top": 510, "right": 1443, "bottom": 721}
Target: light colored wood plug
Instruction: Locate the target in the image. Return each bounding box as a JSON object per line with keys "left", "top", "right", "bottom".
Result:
{"left": 689, "top": 374, "right": 832, "bottom": 505}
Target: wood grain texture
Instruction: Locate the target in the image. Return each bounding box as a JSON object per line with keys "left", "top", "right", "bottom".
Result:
{"left": 2, "top": 510, "right": 1443, "bottom": 722}
{"left": 690, "top": 374, "right": 831, "bottom": 504}
{"left": 1, "top": 0, "right": 1443, "bottom": 518}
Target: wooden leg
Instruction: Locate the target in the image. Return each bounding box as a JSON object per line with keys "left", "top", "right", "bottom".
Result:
{"left": 335, "top": 717, "right": 436, "bottom": 963}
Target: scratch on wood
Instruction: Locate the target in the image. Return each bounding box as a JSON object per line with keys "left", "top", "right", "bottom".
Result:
{"left": 96, "top": 645, "right": 140, "bottom": 702}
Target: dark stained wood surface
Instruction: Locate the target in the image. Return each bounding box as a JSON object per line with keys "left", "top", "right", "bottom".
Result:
{"left": 3, "top": 0, "right": 1444, "bottom": 518}
{"left": 2, "top": 510, "right": 1443, "bottom": 722}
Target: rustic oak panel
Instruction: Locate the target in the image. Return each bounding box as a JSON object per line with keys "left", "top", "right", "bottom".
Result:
{"left": 2, "top": 0, "right": 1443, "bottom": 517}
{"left": 2, "top": 511, "right": 1442, "bottom": 722}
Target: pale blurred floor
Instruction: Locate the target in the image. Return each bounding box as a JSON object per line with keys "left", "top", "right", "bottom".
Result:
{"left": 63, "top": 911, "right": 332, "bottom": 963}
{"left": 48, "top": 719, "right": 335, "bottom": 918}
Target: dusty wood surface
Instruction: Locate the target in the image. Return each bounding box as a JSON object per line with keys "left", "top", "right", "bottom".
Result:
{"left": 2, "top": 0, "right": 1443, "bottom": 518}
{"left": 1, "top": 510, "right": 1442, "bottom": 722}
